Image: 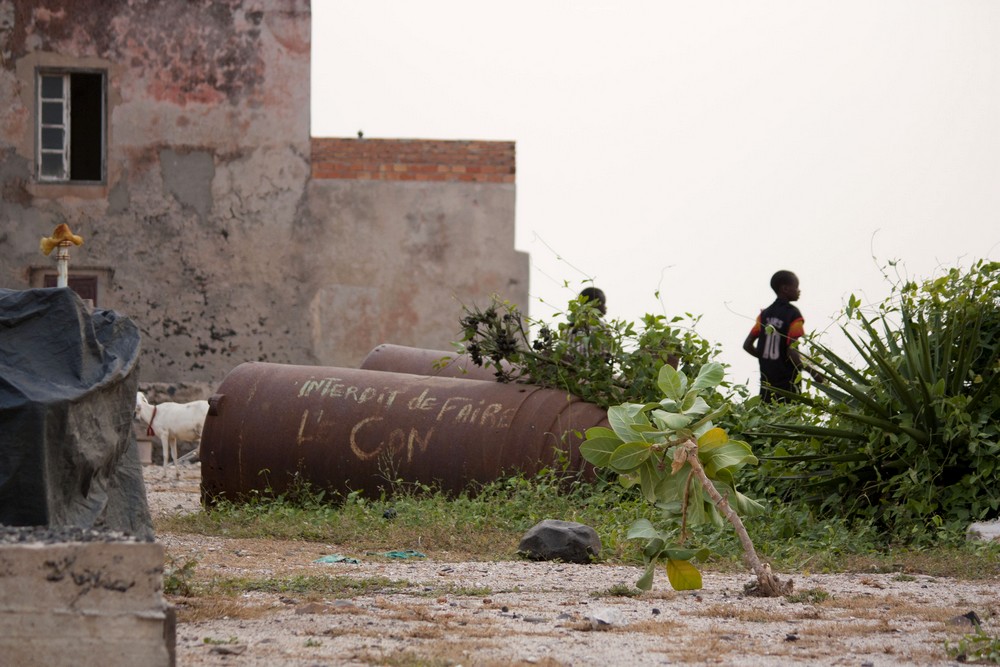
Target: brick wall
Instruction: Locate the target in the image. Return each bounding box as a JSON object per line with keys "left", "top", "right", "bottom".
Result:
{"left": 311, "top": 138, "right": 515, "bottom": 183}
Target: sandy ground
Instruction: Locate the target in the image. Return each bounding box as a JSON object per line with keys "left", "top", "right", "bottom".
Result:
{"left": 146, "top": 462, "right": 998, "bottom": 667}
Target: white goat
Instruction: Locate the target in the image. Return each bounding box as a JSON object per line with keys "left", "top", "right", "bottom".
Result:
{"left": 135, "top": 391, "right": 210, "bottom": 478}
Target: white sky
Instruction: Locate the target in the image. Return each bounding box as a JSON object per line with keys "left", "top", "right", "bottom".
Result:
{"left": 311, "top": 1, "right": 1000, "bottom": 391}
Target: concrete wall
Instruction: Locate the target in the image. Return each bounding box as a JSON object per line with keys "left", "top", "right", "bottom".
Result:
{"left": 0, "top": 1, "right": 528, "bottom": 388}
{"left": 308, "top": 138, "right": 528, "bottom": 367}
{"left": 307, "top": 178, "right": 528, "bottom": 366}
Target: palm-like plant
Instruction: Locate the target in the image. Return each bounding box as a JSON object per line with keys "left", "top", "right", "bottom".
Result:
{"left": 752, "top": 261, "right": 1000, "bottom": 538}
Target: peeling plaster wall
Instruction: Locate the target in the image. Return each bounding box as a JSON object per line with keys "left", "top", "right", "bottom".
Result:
{"left": 0, "top": 0, "right": 313, "bottom": 384}
{"left": 0, "top": 1, "right": 529, "bottom": 385}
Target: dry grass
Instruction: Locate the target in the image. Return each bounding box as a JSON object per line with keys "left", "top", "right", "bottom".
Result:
{"left": 644, "top": 626, "right": 754, "bottom": 663}
{"left": 819, "top": 593, "right": 964, "bottom": 624}
{"left": 350, "top": 633, "right": 543, "bottom": 667}
{"left": 616, "top": 618, "right": 684, "bottom": 636}
{"left": 685, "top": 603, "right": 821, "bottom": 623}
{"left": 172, "top": 595, "right": 276, "bottom": 623}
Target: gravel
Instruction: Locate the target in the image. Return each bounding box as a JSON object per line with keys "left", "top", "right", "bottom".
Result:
{"left": 146, "top": 463, "right": 999, "bottom": 667}
{"left": 0, "top": 525, "right": 153, "bottom": 544}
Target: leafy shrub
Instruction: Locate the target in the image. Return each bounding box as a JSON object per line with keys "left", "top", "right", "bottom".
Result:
{"left": 946, "top": 629, "right": 1000, "bottom": 664}
{"left": 751, "top": 260, "right": 1000, "bottom": 541}
{"left": 457, "top": 294, "right": 719, "bottom": 409}
{"left": 580, "top": 362, "right": 790, "bottom": 595}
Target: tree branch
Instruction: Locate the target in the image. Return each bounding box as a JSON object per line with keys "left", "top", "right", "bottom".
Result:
{"left": 678, "top": 440, "right": 793, "bottom": 597}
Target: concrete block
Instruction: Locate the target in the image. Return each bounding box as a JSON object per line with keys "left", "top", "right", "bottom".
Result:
{"left": 0, "top": 537, "right": 174, "bottom": 667}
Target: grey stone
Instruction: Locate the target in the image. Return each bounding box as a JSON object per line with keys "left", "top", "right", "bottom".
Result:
{"left": 518, "top": 519, "right": 601, "bottom": 564}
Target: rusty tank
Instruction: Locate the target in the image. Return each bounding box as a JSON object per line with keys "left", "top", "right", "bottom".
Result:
{"left": 200, "top": 362, "right": 608, "bottom": 504}
{"left": 360, "top": 343, "right": 508, "bottom": 381}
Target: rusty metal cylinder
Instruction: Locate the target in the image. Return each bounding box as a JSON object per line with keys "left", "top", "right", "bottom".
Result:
{"left": 360, "top": 343, "right": 507, "bottom": 381}
{"left": 200, "top": 362, "right": 608, "bottom": 504}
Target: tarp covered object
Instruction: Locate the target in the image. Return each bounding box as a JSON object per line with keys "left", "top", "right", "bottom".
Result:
{"left": 0, "top": 288, "right": 152, "bottom": 537}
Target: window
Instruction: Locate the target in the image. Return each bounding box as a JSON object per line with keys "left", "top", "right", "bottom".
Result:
{"left": 29, "top": 266, "right": 112, "bottom": 307}
{"left": 43, "top": 274, "right": 99, "bottom": 305}
{"left": 37, "top": 70, "right": 105, "bottom": 182}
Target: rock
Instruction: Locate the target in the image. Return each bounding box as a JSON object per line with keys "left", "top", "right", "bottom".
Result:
{"left": 947, "top": 611, "right": 982, "bottom": 628}
{"left": 518, "top": 519, "right": 601, "bottom": 564}
{"left": 967, "top": 520, "right": 1000, "bottom": 542}
{"left": 588, "top": 606, "right": 626, "bottom": 628}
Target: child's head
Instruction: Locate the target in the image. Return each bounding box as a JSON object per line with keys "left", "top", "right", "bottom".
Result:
{"left": 578, "top": 286, "right": 607, "bottom": 315}
{"left": 770, "top": 270, "right": 800, "bottom": 301}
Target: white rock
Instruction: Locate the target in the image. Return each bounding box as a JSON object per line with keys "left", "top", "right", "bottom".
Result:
{"left": 967, "top": 520, "right": 1000, "bottom": 541}
{"left": 589, "top": 606, "right": 627, "bottom": 628}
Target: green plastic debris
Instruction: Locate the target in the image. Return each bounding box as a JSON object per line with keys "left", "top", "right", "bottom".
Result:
{"left": 314, "top": 554, "right": 360, "bottom": 565}
{"left": 371, "top": 550, "right": 426, "bottom": 559}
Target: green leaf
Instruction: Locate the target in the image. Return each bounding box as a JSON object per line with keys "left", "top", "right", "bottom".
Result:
{"left": 650, "top": 409, "right": 692, "bottom": 430}
{"left": 609, "top": 441, "right": 652, "bottom": 472}
{"left": 642, "top": 537, "right": 666, "bottom": 560}
{"left": 687, "top": 404, "right": 729, "bottom": 434}
{"left": 690, "top": 362, "right": 724, "bottom": 393}
{"left": 579, "top": 435, "right": 621, "bottom": 467}
{"left": 685, "top": 480, "right": 708, "bottom": 526}
{"left": 665, "top": 559, "right": 703, "bottom": 591}
{"left": 607, "top": 404, "right": 652, "bottom": 442}
{"left": 681, "top": 395, "right": 711, "bottom": 417}
{"left": 626, "top": 518, "right": 659, "bottom": 541}
{"left": 658, "top": 364, "right": 687, "bottom": 401}
{"left": 728, "top": 487, "right": 766, "bottom": 516}
{"left": 636, "top": 562, "right": 656, "bottom": 591}
{"left": 618, "top": 471, "right": 639, "bottom": 489}
{"left": 584, "top": 426, "right": 618, "bottom": 440}
{"left": 697, "top": 427, "right": 728, "bottom": 448}
{"left": 663, "top": 547, "right": 711, "bottom": 562}
{"left": 638, "top": 458, "right": 660, "bottom": 503}
{"left": 699, "top": 440, "right": 758, "bottom": 478}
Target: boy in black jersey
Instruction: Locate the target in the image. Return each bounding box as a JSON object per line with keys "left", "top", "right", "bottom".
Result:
{"left": 743, "top": 270, "right": 820, "bottom": 402}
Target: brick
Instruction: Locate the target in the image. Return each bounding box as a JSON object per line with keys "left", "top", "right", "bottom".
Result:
{"left": 310, "top": 137, "right": 515, "bottom": 183}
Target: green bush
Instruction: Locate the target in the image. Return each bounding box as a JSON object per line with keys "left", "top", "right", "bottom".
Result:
{"left": 750, "top": 260, "right": 1000, "bottom": 541}
{"left": 457, "top": 294, "right": 719, "bottom": 409}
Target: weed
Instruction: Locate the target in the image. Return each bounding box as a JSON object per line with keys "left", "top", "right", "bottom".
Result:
{"left": 947, "top": 629, "right": 1000, "bottom": 664}
{"left": 163, "top": 556, "right": 198, "bottom": 596}
{"left": 785, "top": 587, "right": 829, "bottom": 604}
{"left": 202, "top": 636, "right": 239, "bottom": 645}
{"left": 593, "top": 583, "right": 643, "bottom": 598}
{"left": 445, "top": 584, "right": 493, "bottom": 596}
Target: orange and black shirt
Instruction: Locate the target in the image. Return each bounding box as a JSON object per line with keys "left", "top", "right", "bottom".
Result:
{"left": 748, "top": 298, "right": 804, "bottom": 388}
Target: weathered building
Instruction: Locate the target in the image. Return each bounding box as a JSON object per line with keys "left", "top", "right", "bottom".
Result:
{"left": 0, "top": 0, "right": 528, "bottom": 386}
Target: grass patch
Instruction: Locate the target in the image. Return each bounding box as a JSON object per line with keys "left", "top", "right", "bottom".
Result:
{"left": 157, "top": 470, "right": 1000, "bottom": 580}
{"left": 784, "top": 587, "right": 829, "bottom": 604}
{"left": 444, "top": 584, "right": 493, "bottom": 596}
{"left": 202, "top": 636, "right": 239, "bottom": 645}
{"left": 208, "top": 574, "right": 412, "bottom": 598}
{"left": 159, "top": 471, "right": 645, "bottom": 562}
{"left": 592, "top": 583, "right": 644, "bottom": 598}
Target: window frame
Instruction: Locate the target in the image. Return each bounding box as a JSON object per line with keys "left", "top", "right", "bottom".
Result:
{"left": 35, "top": 68, "right": 107, "bottom": 184}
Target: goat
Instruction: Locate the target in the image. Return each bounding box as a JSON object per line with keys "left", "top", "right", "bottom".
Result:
{"left": 135, "top": 391, "right": 210, "bottom": 478}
